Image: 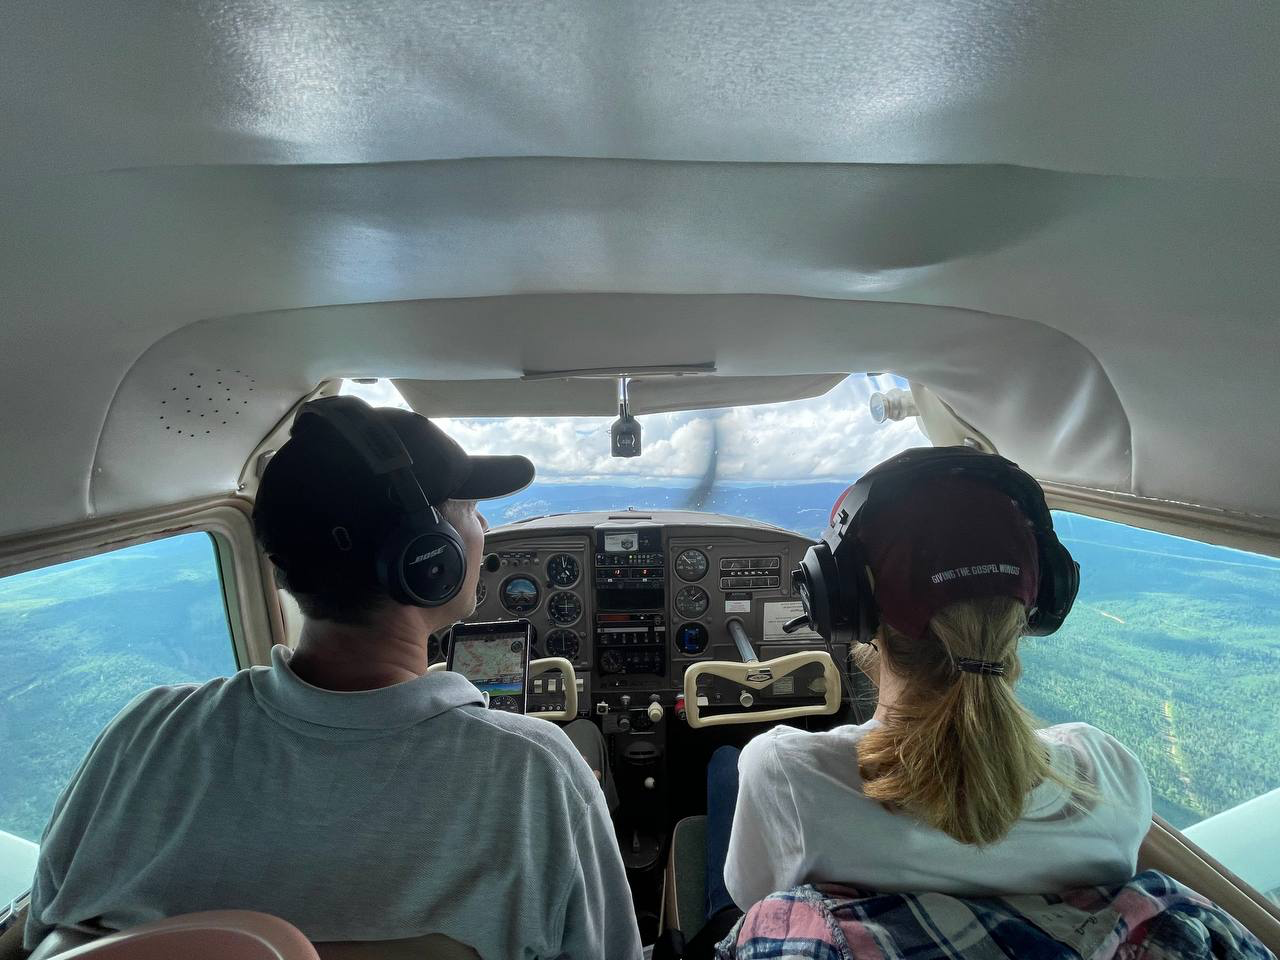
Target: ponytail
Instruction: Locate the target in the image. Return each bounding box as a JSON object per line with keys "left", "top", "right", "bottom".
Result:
{"left": 856, "top": 596, "right": 1086, "bottom": 846}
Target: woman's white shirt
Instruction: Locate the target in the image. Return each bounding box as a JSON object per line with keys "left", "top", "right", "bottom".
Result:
{"left": 723, "top": 721, "right": 1152, "bottom": 909}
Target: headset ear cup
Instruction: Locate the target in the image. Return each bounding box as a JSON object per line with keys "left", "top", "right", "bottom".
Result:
{"left": 1027, "top": 536, "right": 1079, "bottom": 635}
{"left": 377, "top": 511, "right": 468, "bottom": 608}
{"left": 843, "top": 540, "right": 879, "bottom": 647}
{"left": 376, "top": 527, "right": 418, "bottom": 606}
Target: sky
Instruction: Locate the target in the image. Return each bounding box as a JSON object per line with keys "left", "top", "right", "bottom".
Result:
{"left": 341, "top": 374, "right": 929, "bottom": 484}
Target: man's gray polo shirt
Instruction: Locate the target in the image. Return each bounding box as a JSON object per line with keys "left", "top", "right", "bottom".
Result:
{"left": 26, "top": 646, "right": 642, "bottom": 959}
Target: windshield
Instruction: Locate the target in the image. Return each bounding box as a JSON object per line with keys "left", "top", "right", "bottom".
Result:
{"left": 341, "top": 375, "right": 930, "bottom": 538}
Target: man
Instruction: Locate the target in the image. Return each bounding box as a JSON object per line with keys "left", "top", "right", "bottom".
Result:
{"left": 26, "top": 397, "right": 643, "bottom": 960}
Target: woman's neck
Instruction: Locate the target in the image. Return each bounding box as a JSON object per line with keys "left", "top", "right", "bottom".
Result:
{"left": 872, "top": 662, "right": 908, "bottom": 722}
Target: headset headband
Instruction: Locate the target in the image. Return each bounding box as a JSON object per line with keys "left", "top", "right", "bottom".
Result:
{"left": 841, "top": 447, "right": 1054, "bottom": 537}
{"left": 294, "top": 396, "right": 434, "bottom": 517}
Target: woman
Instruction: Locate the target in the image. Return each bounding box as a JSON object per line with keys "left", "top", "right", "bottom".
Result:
{"left": 700, "top": 454, "right": 1152, "bottom": 940}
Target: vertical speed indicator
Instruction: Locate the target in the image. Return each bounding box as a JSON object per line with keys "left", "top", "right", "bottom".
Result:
{"left": 674, "top": 586, "right": 710, "bottom": 619}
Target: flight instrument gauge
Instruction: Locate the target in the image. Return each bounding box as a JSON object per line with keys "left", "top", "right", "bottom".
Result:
{"left": 500, "top": 575, "right": 540, "bottom": 615}
{"left": 675, "top": 622, "right": 709, "bottom": 656}
{"left": 674, "top": 548, "right": 709, "bottom": 582}
{"left": 674, "top": 586, "right": 710, "bottom": 619}
{"left": 548, "top": 591, "right": 583, "bottom": 626}
{"left": 547, "top": 553, "right": 580, "bottom": 588}
{"left": 475, "top": 581, "right": 487, "bottom": 606}
{"left": 545, "top": 629, "right": 581, "bottom": 660}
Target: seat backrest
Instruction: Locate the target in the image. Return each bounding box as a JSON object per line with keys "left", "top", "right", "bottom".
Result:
{"left": 26, "top": 927, "right": 97, "bottom": 960}
{"left": 313, "top": 935, "right": 480, "bottom": 960}
{"left": 31, "top": 912, "right": 318, "bottom": 960}
{"left": 28, "top": 920, "right": 481, "bottom": 960}
{"left": 1138, "top": 815, "right": 1280, "bottom": 956}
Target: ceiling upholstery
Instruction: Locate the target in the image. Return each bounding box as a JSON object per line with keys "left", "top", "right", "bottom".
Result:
{"left": 1, "top": 1, "right": 1278, "bottom": 542}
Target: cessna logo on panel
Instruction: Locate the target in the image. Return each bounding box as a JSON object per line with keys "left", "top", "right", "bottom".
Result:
{"left": 409, "top": 545, "right": 448, "bottom": 565}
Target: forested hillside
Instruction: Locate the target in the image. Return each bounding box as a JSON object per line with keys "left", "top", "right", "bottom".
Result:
{"left": 0, "top": 534, "right": 235, "bottom": 841}
{"left": 1021, "top": 514, "right": 1280, "bottom": 827}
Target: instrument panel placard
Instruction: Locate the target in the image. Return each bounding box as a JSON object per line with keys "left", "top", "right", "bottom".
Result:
{"left": 763, "top": 600, "right": 822, "bottom": 641}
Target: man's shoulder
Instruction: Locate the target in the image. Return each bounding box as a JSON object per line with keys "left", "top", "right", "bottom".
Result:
{"left": 99, "top": 671, "right": 253, "bottom": 745}
{"left": 453, "top": 708, "right": 600, "bottom": 806}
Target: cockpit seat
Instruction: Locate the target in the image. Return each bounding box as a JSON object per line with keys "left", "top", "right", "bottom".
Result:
{"left": 665, "top": 815, "right": 712, "bottom": 944}
{"left": 20, "top": 913, "right": 480, "bottom": 960}
{"left": 312, "top": 936, "right": 480, "bottom": 960}
{"left": 663, "top": 815, "right": 1280, "bottom": 956}
{"left": 26, "top": 911, "right": 318, "bottom": 960}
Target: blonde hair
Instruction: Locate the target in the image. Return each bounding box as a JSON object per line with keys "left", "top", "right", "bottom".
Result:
{"left": 856, "top": 596, "right": 1088, "bottom": 846}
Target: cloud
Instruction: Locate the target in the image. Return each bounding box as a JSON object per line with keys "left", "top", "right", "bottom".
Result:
{"left": 342, "top": 375, "right": 928, "bottom": 483}
{"left": 341, "top": 379, "right": 409, "bottom": 410}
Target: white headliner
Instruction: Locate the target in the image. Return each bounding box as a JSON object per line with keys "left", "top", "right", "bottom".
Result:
{"left": 2, "top": 2, "right": 1278, "bottom": 542}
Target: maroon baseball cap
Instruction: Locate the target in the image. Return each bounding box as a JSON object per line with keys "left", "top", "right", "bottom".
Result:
{"left": 855, "top": 473, "right": 1040, "bottom": 641}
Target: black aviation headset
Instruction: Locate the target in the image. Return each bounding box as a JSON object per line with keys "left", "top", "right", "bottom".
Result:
{"left": 790, "top": 445, "right": 1080, "bottom": 648}
{"left": 292, "top": 396, "right": 467, "bottom": 607}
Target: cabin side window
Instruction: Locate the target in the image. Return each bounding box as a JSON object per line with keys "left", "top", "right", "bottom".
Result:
{"left": 1021, "top": 512, "right": 1280, "bottom": 903}
{"left": 0, "top": 532, "right": 237, "bottom": 905}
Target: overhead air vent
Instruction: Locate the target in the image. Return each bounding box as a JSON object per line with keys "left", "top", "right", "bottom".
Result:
{"left": 157, "top": 368, "right": 257, "bottom": 440}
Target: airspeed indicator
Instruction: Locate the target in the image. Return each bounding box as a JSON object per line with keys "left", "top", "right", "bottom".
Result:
{"left": 547, "top": 553, "right": 580, "bottom": 588}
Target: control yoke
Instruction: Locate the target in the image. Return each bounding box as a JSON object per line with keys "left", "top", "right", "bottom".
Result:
{"left": 681, "top": 619, "right": 842, "bottom": 729}
{"left": 427, "top": 656, "right": 578, "bottom": 723}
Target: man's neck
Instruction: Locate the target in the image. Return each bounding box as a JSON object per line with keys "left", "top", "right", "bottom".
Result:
{"left": 290, "top": 607, "right": 447, "bottom": 691}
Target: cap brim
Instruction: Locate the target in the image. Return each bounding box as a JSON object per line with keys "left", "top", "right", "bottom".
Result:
{"left": 451, "top": 455, "right": 536, "bottom": 501}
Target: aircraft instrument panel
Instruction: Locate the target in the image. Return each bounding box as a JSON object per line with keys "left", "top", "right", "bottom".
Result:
{"left": 433, "top": 510, "right": 849, "bottom": 722}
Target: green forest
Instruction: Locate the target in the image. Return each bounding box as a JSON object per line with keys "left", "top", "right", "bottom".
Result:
{"left": 2, "top": 508, "right": 1279, "bottom": 848}
{"left": 1020, "top": 515, "right": 1280, "bottom": 827}
{"left": 0, "top": 534, "right": 236, "bottom": 842}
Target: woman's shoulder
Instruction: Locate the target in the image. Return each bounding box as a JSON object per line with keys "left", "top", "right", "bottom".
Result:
{"left": 1038, "top": 721, "right": 1138, "bottom": 759}
{"left": 1039, "top": 722, "right": 1151, "bottom": 803}
{"left": 742, "top": 722, "right": 876, "bottom": 772}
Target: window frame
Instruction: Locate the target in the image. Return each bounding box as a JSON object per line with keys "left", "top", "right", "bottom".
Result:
{"left": 1042, "top": 481, "right": 1280, "bottom": 562}
{"left": 0, "top": 496, "right": 276, "bottom": 668}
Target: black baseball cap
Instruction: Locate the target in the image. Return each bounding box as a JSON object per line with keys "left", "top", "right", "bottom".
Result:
{"left": 254, "top": 398, "right": 534, "bottom": 572}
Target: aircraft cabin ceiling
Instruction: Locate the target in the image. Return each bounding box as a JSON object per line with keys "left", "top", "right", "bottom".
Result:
{"left": 2, "top": 1, "right": 1279, "bottom": 543}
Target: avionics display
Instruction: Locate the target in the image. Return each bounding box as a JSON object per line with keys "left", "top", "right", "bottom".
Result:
{"left": 604, "top": 532, "right": 640, "bottom": 553}
{"left": 595, "top": 527, "right": 664, "bottom": 611}
{"left": 448, "top": 620, "right": 532, "bottom": 713}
